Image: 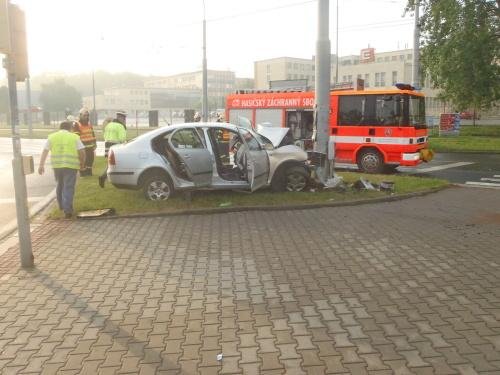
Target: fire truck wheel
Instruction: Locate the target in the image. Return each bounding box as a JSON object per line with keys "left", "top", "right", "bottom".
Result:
{"left": 357, "top": 148, "right": 384, "bottom": 174}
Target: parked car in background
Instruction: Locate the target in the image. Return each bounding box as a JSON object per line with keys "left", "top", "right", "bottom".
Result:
{"left": 107, "top": 122, "right": 310, "bottom": 200}
{"left": 460, "top": 111, "right": 480, "bottom": 120}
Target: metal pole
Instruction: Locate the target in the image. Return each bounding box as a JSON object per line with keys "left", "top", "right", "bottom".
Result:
{"left": 26, "top": 75, "right": 32, "bottom": 137}
{"left": 201, "top": 0, "right": 208, "bottom": 122}
{"left": 335, "top": 0, "right": 339, "bottom": 84}
{"left": 92, "top": 71, "right": 97, "bottom": 124}
{"left": 314, "top": 0, "right": 331, "bottom": 182}
{"left": 4, "top": 56, "right": 34, "bottom": 268}
{"left": 412, "top": 0, "right": 420, "bottom": 89}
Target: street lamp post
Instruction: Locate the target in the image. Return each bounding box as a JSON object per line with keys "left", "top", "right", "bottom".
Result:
{"left": 201, "top": 0, "right": 208, "bottom": 122}
{"left": 91, "top": 70, "right": 97, "bottom": 124}
{"left": 412, "top": 0, "right": 420, "bottom": 89}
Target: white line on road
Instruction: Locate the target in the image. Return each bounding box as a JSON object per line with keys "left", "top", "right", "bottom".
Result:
{"left": 413, "top": 162, "right": 474, "bottom": 173}
{"left": 464, "top": 181, "right": 500, "bottom": 189}
{"left": 494, "top": 175, "right": 500, "bottom": 178}
{"left": 0, "top": 196, "right": 44, "bottom": 204}
{"left": 481, "top": 178, "right": 500, "bottom": 182}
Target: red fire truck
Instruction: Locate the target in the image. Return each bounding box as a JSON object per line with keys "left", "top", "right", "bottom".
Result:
{"left": 226, "top": 84, "right": 433, "bottom": 173}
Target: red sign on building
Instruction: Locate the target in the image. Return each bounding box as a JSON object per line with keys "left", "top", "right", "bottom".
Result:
{"left": 360, "top": 48, "right": 375, "bottom": 63}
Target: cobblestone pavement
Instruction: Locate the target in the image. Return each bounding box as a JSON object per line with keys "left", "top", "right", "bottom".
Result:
{"left": 0, "top": 186, "right": 499, "bottom": 374}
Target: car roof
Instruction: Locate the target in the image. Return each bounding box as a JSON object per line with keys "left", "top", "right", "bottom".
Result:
{"left": 141, "top": 122, "right": 240, "bottom": 138}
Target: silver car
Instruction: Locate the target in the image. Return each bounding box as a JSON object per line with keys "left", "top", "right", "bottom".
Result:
{"left": 107, "top": 122, "right": 309, "bottom": 201}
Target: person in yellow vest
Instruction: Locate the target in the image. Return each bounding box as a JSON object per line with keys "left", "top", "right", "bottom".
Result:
{"left": 98, "top": 111, "right": 127, "bottom": 188}
{"left": 38, "top": 121, "right": 86, "bottom": 219}
{"left": 72, "top": 107, "right": 97, "bottom": 176}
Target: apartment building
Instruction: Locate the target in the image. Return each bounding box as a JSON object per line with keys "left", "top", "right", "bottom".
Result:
{"left": 144, "top": 70, "right": 237, "bottom": 108}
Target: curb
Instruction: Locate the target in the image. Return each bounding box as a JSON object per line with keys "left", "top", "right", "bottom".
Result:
{"left": 76, "top": 185, "right": 452, "bottom": 221}
{"left": 0, "top": 188, "right": 56, "bottom": 243}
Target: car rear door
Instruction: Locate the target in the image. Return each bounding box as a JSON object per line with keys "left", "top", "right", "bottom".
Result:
{"left": 169, "top": 128, "right": 213, "bottom": 186}
{"left": 238, "top": 128, "right": 269, "bottom": 191}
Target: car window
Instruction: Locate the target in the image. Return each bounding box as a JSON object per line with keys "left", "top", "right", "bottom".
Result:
{"left": 239, "top": 129, "right": 261, "bottom": 151}
{"left": 171, "top": 128, "right": 205, "bottom": 149}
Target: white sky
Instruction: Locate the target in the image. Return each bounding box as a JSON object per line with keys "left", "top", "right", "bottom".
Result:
{"left": 2, "top": 0, "right": 414, "bottom": 80}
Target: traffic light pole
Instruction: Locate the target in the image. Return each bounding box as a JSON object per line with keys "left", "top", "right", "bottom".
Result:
{"left": 4, "top": 56, "right": 34, "bottom": 268}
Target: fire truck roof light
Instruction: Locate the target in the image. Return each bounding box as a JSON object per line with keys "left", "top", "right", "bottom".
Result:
{"left": 395, "top": 83, "right": 415, "bottom": 91}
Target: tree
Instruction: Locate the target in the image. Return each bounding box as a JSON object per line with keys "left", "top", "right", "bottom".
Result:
{"left": 39, "top": 79, "right": 82, "bottom": 113}
{"left": 407, "top": 0, "right": 500, "bottom": 119}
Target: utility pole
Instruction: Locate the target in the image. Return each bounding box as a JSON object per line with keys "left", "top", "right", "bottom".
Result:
{"left": 1, "top": 1, "right": 34, "bottom": 268}
{"left": 335, "top": 0, "right": 339, "bottom": 84}
{"left": 92, "top": 70, "right": 97, "bottom": 125}
{"left": 314, "top": 0, "right": 332, "bottom": 183}
{"left": 201, "top": 0, "right": 208, "bottom": 122}
{"left": 412, "top": 0, "right": 420, "bottom": 89}
{"left": 25, "top": 75, "right": 32, "bottom": 137}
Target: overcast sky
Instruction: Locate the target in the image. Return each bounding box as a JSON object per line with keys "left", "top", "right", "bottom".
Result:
{"left": 2, "top": 0, "right": 414, "bottom": 80}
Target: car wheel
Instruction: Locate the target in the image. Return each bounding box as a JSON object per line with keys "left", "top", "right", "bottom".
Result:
{"left": 142, "top": 174, "right": 173, "bottom": 201}
{"left": 281, "top": 166, "right": 308, "bottom": 192}
{"left": 357, "top": 149, "right": 384, "bottom": 174}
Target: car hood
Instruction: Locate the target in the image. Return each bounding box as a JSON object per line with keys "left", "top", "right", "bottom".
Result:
{"left": 256, "top": 124, "right": 289, "bottom": 147}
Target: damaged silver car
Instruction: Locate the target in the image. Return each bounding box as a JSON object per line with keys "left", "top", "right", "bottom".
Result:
{"left": 107, "top": 122, "right": 309, "bottom": 201}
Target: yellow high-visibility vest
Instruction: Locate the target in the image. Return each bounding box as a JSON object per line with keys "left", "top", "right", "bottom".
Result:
{"left": 48, "top": 130, "right": 80, "bottom": 169}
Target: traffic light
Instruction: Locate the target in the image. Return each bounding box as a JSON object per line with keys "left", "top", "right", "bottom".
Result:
{"left": 8, "top": 4, "right": 29, "bottom": 81}
{"left": 0, "top": 0, "right": 10, "bottom": 54}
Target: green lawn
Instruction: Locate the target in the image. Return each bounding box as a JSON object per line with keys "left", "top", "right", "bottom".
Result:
{"left": 428, "top": 125, "right": 500, "bottom": 153}
{"left": 48, "top": 157, "right": 448, "bottom": 218}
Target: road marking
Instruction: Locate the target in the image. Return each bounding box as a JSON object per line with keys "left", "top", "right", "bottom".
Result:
{"left": 481, "top": 178, "right": 500, "bottom": 182}
{"left": 413, "top": 161, "right": 474, "bottom": 173}
{"left": 464, "top": 181, "right": 500, "bottom": 189}
{"left": 0, "top": 196, "right": 44, "bottom": 204}
{"left": 494, "top": 175, "right": 500, "bottom": 178}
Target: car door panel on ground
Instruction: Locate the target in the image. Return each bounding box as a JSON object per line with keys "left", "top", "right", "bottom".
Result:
{"left": 169, "top": 128, "right": 213, "bottom": 186}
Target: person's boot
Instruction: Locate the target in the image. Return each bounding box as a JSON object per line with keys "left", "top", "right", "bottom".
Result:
{"left": 98, "top": 175, "right": 105, "bottom": 188}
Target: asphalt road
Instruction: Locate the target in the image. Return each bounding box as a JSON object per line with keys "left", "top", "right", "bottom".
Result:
{"left": 0, "top": 138, "right": 105, "bottom": 237}
{"left": 337, "top": 152, "right": 500, "bottom": 189}
{"left": 398, "top": 152, "right": 500, "bottom": 188}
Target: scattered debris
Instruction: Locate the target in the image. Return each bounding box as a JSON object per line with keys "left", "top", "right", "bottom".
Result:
{"left": 219, "top": 202, "right": 232, "bottom": 207}
{"left": 353, "top": 177, "right": 376, "bottom": 191}
{"left": 76, "top": 208, "right": 116, "bottom": 219}
{"left": 379, "top": 181, "right": 395, "bottom": 192}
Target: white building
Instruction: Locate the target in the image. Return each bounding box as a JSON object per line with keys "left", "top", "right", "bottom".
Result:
{"left": 254, "top": 48, "right": 444, "bottom": 116}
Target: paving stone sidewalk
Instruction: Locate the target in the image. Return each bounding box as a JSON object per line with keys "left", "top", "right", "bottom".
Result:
{"left": 0, "top": 186, "right": 499, "bottom": 374}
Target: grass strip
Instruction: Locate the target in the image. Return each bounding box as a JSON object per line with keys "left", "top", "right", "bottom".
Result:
{"left": 47, "top": 157, "right": 448, "bottom": 219}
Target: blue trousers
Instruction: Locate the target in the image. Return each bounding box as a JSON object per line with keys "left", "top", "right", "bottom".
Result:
{"left": 53, "top": 168, "right": 78, "bottom": 215}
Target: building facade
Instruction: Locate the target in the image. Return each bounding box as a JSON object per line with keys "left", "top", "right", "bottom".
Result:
{"left": 144, "top": 70, "right": 237, "bottom": 109}
{"left": 254, "top": 49, "right": 446, "bottom": 116}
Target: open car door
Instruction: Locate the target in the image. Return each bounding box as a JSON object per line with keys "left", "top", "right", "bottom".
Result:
{"left": 238, "top": 128, "right": 269, "bottom": 191}
{"left": 169, "top": 128, "right": 212, "bottom": 186}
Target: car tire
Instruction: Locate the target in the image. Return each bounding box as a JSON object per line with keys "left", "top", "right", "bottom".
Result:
{"left": 272, "top": 166, "right": 308, "bottom": 192}
{"left": 142, "top": 174, "right": 173, "bottom": 201}
{"left": 357, "top": 148, "right": 384, "bottom": 174}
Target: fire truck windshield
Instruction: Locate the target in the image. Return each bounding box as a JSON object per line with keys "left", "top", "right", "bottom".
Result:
{"left": 409, "top": 95, "right": 426, "bottom": 128}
